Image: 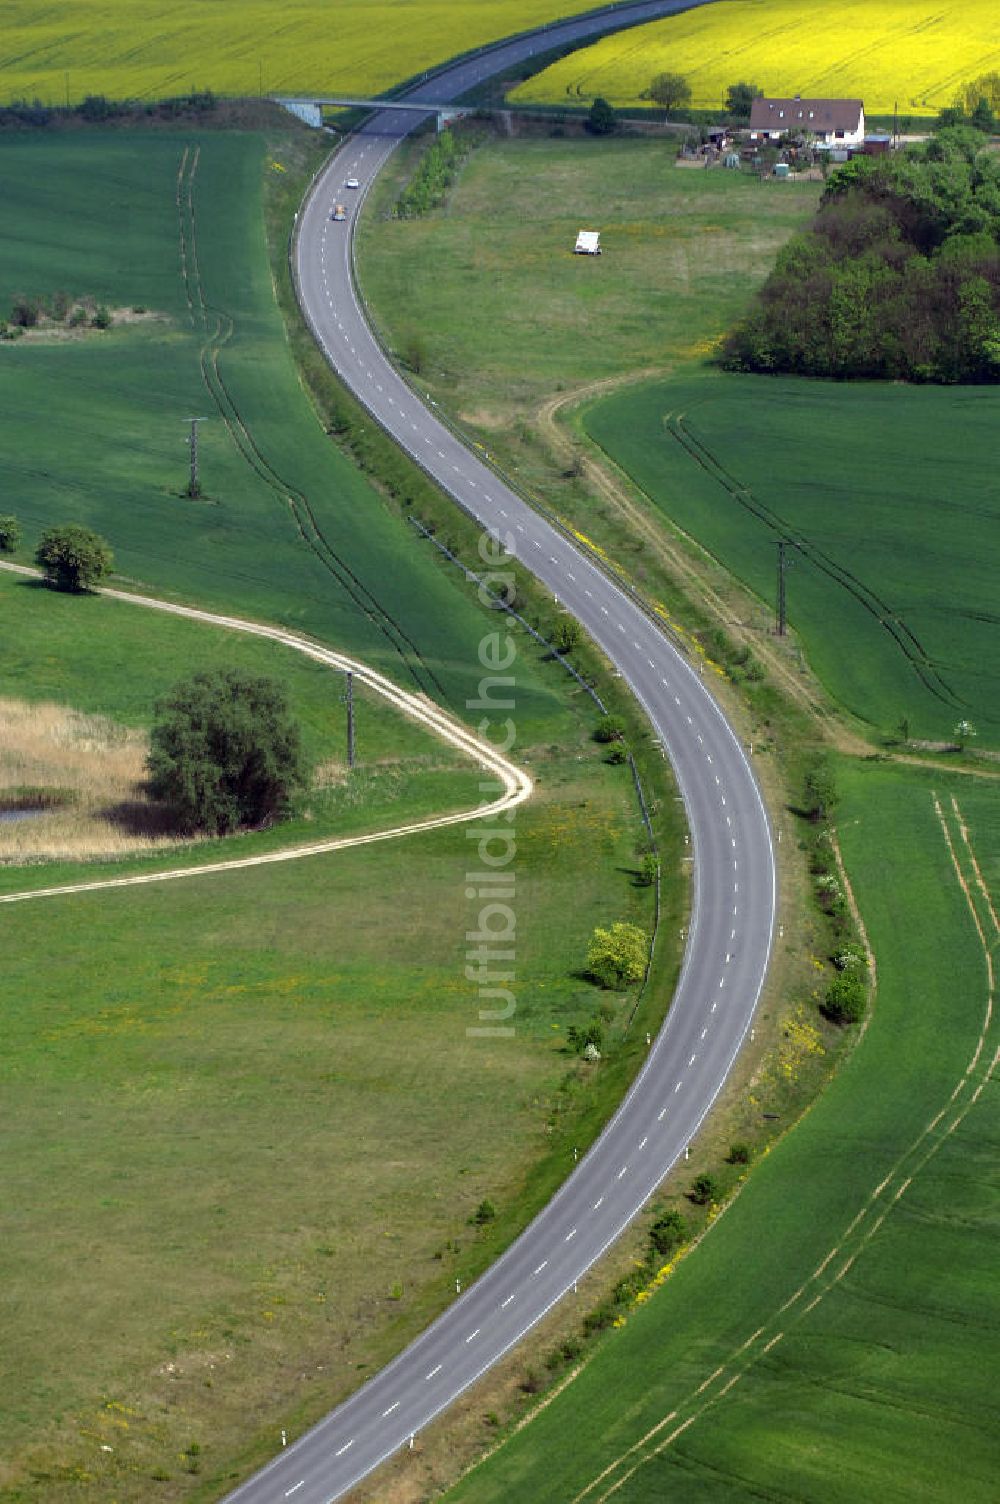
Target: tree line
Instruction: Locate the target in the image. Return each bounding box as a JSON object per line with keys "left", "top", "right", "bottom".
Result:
{"left": 723, "top": 128, "right": 1000, "bottom": 383}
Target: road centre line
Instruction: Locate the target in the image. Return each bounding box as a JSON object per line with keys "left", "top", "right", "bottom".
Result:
{"left": 465, "top": 1328, "right": 480, "bottom": 1343}
{"left": 334, "top": 1441, "right": 354, "bottom": 1457}
{"left": 425, "top": 1365, "right": 442, "bottom": 1380}
{"left": 533, "top": 1261, "right": 548, "bottom": 1276}
{"left": 382, "top": 1402, "right": 399, "bottom": 1417}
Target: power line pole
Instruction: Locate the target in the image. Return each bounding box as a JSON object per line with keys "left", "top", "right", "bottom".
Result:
{"left": 184, "top": 417, "right": 208, "bottom": 498}
{"left": 776, "top": 540, "right": 791, "bottom": 636}
{"left": 344, "top": 671, "right": 355, "bottom": 770}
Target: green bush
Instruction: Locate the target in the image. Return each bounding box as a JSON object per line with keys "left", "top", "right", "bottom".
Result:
{"left": 0, "top": 514, "right": 21, "bottom": 552}
{"left": 471, "top": 1198, "right": 497, "bottom": 1225}
{"left": 594, "top": 714, "right": 626, "bottom": 743}
{"left": 649, "top": 1209, "right": 687, "bottom": 1256}
{"left": 822, "top": 972, "right": 867, "bottom": 1025}
{"left": 728, "top": 1141, "right": 751, "bottom": 1165}
{"left": 689, "top": 1173, "right": 720, "bottom": 1205}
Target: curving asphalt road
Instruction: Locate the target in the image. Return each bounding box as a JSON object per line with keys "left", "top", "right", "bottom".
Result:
{"left": 224, "top": 4, "right": 775, "bottom": 1501}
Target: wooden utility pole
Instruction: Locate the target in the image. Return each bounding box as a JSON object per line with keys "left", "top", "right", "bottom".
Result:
{"left": 345, "top": 670, "right": 355, "bottom": 769}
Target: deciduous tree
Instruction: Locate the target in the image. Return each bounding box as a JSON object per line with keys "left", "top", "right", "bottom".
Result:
{"left": 586, "top": 921, "right": 647, "bottom": 990}
{"left": 649, "top": 71, "right": 691, "bottom": 116}
{"left": 35, "top": 523, "right": 113, "bottom": 592}
{"left": 148, "top": 670, "right": 306, "bottom": 835}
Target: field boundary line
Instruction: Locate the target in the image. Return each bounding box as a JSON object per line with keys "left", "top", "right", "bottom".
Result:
{"left": 563, "top": 791, "right": 997, "bottom": 1503}
{"left": 0, "top": 561, "right": 532, "bottom": 905}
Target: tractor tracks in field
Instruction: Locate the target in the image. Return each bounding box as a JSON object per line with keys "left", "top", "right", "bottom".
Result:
{"left": 174, "top": 146, "right": 448, "bottom": 705}
{"left": 562, "top": 792, "right": 997, "bottom": 1504}
{"left": 664, "top": 410, "right": 966, "bottom": 717}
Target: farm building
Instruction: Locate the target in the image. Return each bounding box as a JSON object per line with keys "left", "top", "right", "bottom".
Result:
{"left": 748, "top": 96, "right": 865, "bottom": 146}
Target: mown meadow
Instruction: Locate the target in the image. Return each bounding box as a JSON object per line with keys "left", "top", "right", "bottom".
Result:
{"left": 359, "top": 133, "right": 820, "bottom": 417}
{"left": 0, "top": 130, "right": 674, "bottom": 1500}
{"left": 512, "top": 0, "right": 1000, "bottom": 116}
{"left": 448, "top": 761, "right": 999, "bottom": 1502}
{"left": 0, "top": 0, "right": 601, "bottom": 106}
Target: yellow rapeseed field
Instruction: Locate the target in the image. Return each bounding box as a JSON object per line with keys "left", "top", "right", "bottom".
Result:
{"left": 513, "top": 0, "right": 1000, "bottom": 117}
{"left": 0, "top": 0, "right": 600, "bottom": 106}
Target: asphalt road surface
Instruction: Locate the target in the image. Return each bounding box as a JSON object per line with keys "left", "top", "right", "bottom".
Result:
{"left": 224, "top": 4, "right": 775, "bottom": 1501}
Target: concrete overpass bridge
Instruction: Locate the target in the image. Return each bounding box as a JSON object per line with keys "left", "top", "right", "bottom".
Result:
{"left": 275, "top": 95, "right": 469, "bottom": 130}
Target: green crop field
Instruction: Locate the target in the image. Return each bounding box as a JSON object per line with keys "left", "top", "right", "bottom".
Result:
{"left": 0, "top": 128, "right": 563, "bottom": 726}
{"left": 448, "top": 760, "right": 1000, "bottom": 1501}
{"left": 512, "top": 0, "right": 1000, "bottom": 116}
{"left": 0, "top": 0, "right": 602, "bottom": 107}
{"left": 584, "top": 373, "right": 1000, "bottom": 744}
{"left": 0, "top": 130, "right": 677, "bottom": 1501}
{"left": 360, "top": 134, "right": 820, "bottom": 421}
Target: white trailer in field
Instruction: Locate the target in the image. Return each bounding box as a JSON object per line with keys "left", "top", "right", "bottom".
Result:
{"left": 574, "top": 230, "right": 601, "bottom": 254}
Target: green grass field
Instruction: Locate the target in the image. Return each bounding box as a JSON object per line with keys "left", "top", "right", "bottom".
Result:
{"left": 584, "top": 373, "right": 1000, "bottom": 744}
{"left": 512, "top": 0, "right": 1000, "bottom": 116}
{"left": 0, "top": 0, "right": 602, "bottom": 107}
{"left": 360, "top": 134, "right": 820, "bottom": 422}
{"left": 448, "top": 760, "right": 1000, "bottom": 1501}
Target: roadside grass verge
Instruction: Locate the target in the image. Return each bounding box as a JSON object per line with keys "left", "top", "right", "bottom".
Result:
{"left": 446, "top": 760, "right": 999, "bottom": 1501}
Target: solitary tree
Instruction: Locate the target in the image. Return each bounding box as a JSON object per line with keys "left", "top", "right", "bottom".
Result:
{"left": 649, "top": 71, "right": 692, "bottom": 116}
{"left": 35, "top": 523, "right": 113, "bottom": 592}
{"left": 586, "top": 921, "right": 648, "bottom": 990}
{"left": 0, "top": 514, "right": 21, "bottom": 552}
{"left": 725, "top": 80, "right": 763, "bottom": 121}
{"left": 148, "top": 669, "right": 306, "bottom": 835}
{"left": 587, "top": 96, "right": 618, "bottom": 135}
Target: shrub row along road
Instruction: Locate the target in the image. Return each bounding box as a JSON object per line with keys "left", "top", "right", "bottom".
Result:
{"left": 227, "top": 4, "right": 775, "bottom": 1501}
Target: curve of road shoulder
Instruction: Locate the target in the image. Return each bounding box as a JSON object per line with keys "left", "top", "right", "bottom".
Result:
{"left": 0, "top": 561, "right": 531, "bottom": 905}
{"left": 222, "top": 3, "right": 775, "bottom": 1500}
